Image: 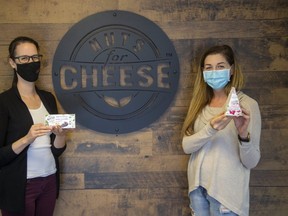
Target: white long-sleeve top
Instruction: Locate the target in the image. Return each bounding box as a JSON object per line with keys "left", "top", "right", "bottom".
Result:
{"left": 182, "top": 92, "right": 261, "bottom": 216}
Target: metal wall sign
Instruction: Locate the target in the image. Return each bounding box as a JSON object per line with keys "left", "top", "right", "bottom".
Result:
{"left": 52, "top": 10, "right": 180, "bottom": 134}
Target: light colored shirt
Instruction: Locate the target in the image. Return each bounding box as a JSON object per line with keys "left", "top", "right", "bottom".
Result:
{"left": 182, "top": 92, "right": 261, "bottom": 216}
{"left": 27, "top": 102, "right": 56, "bottom": 179}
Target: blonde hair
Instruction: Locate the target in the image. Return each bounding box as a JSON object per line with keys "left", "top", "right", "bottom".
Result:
{"left": 181, "top": 45, "right": 245, "bottom": 136}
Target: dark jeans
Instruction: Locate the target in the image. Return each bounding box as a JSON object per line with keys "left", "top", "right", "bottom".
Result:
{"left": 1, "top": 173, "right": 57, "bottom": 216}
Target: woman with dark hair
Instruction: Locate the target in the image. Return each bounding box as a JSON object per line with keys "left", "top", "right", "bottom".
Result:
{"left": 0, "top": 36, "right": 67, "bottom": 216}
{"left": 182, "top": 45, "right": 261, "bottom": 216}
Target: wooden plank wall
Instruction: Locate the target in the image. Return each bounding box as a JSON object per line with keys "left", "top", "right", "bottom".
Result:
{"left": 0, "top": 0, "right": 287, "bottom": 215}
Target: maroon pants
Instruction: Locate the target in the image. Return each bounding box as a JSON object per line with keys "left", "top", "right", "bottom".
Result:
{"left": 1, "top": 174, "right": 57, "bottom": 216}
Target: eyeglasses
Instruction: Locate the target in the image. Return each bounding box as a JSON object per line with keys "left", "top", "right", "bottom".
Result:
{"left": 14, "top": 54, "right": 43, "bottom": 63}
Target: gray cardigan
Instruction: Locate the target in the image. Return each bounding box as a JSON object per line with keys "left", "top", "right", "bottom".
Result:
{"left": 182, "top": 92, "right": 261, "bottom": 216}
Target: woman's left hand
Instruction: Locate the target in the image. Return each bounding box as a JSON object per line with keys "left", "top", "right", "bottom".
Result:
{"left": 51, "top": 125, "right": 66, "bottom": 137}
{"left": 233, "top": 107, "right": 250, "bottom": 138}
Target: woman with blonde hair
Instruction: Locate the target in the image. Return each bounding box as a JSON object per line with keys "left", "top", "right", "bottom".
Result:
{"left": 182, "top": 45, "right": 261, "bottom": 216}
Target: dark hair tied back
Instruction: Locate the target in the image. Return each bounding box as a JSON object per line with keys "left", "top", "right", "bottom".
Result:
{"left": 9, "top": 36, "right": 40, "bottom": 87}
{"left": 9, "top": 36, "right": 39, "bottom": 59}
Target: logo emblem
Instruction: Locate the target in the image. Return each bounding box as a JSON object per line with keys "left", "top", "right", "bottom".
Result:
{"left": 52, "top": 10, "right": 180, "bottom": 134}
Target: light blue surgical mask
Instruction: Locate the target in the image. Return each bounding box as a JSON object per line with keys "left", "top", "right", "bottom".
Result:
{"left": 203, "top": 68, "right": 231, "bottom": 90}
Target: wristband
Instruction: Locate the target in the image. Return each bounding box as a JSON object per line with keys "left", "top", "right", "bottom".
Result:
{"left": 238, "top": 132, "right": 250, "bottom": 142}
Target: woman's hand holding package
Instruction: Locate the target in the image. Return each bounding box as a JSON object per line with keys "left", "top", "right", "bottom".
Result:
{"left": 12, "top": 123, "right": 51, "bottom": 154}
{"left": 233, "top": 107, "right": 250, "bottom": 139}
{"left": 210, "top": 112, "right": 232, "bottom": 131}
{"left": 51, "top": 125, "right": 66, "bottom": 137}
{"left": 26, "top": 123, "right": 52, "bottom": 143}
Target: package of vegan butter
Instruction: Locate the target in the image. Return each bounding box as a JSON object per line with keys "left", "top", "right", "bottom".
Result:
{"left": 45, "top": 114, "right": 76, "bottom": 128}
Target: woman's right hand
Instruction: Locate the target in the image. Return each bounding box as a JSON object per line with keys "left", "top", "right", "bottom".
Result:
{"left": 12, "top": 123, "right": 52, "bottom": 154}
{"left": 210, "top": 112, "right": 232, "bottom": 131}
{"left": 25, "top": 123, "right": 52, "bottom": 144}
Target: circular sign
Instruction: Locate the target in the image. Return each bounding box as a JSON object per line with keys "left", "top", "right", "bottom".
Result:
{"left": 52, "top": 10, "right": 179, "bottom": 134}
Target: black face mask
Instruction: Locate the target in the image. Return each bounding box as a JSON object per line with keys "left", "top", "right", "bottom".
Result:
{"left": 15, "top": 62, "right": 40, "bottom": 82}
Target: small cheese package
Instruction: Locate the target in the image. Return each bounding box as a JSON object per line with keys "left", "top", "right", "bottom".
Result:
{"left": 225, "top": 87, "right": 242, "bottom": 117}
{"left": 45, "top": 114, "right": 76, "bottom": 128}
